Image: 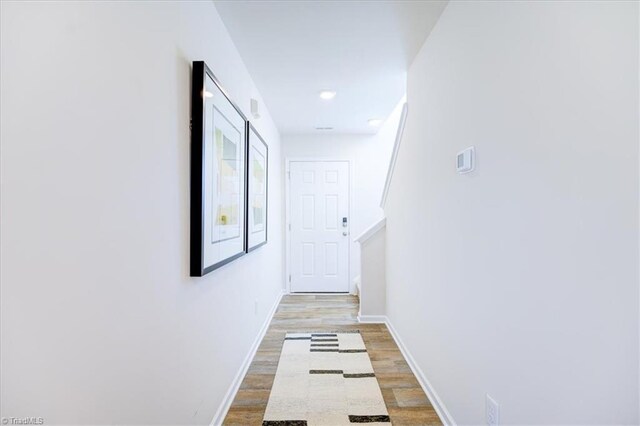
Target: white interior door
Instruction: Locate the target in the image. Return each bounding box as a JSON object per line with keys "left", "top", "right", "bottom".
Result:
{"left": 289, "top": 161, "right": 350, "bottom": 293}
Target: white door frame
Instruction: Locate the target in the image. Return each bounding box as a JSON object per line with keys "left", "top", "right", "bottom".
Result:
{"left": 285, "top": 158, "right": 353, "bottom": 294}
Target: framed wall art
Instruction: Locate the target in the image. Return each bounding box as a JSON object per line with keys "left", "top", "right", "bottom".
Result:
{"left": 191, "top": 61, "right": 248, "bottom": 276}
{"left": 246, "top": 124, "right": 268, "bottom": 251}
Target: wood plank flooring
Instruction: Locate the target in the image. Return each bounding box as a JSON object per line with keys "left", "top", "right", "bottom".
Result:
{"left": 223, "top": 295, "right": 442, "bottom": 425}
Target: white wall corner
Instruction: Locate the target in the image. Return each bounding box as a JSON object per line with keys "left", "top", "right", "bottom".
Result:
{"left": 210, "top": 290, "right": 285, "bottom": 426}
{"left": 384, "top": 318, "right": 456, "bottom": 426}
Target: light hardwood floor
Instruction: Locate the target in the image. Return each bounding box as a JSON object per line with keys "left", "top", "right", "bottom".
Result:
{"left": 223, "top": 295, "right": 442, "bottom": 425}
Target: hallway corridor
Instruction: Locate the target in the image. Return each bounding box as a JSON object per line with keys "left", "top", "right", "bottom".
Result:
{"left": 2, "top": 1, "right": 638, "bottom": 424}
{"left": 223, "top": 295, "right": 442, "bottom": 425}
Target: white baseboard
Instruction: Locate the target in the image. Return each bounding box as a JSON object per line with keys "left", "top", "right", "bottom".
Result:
{"left": 210, "top": 289, "right": 285, "bottom": 426}
{"left": 357, "top": 314, "right": 387, "bottom": 323}
{"left": 384, "top": 318, "right": 456, "bottom": 426}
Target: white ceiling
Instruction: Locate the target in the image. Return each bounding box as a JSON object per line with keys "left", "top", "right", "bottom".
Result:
{"left": 215, "top": 0, "right": 447, "bottom": 135}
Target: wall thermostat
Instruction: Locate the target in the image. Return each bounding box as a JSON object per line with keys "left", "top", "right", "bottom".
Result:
{"left": 456, "top": 146, "right": 475, "bottom": 174}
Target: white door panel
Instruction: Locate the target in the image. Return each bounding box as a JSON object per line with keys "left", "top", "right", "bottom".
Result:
{"left": 289, "top": 161, "right": 349, "bottom": 293}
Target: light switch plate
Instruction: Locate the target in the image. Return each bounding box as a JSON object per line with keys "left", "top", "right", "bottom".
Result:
{"left": 456, "top": 146, "right": 475, "bottom": 174}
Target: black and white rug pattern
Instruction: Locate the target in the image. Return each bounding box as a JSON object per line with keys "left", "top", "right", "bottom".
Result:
{"left": 262, "top": 331, "right": 391, "bottom": 425}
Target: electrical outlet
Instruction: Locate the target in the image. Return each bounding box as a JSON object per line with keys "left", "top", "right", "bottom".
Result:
{"left": 486, "top": 394, "right": 499, "bottom": 426}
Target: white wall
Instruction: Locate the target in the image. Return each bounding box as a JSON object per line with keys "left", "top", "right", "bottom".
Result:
{"left": 358, "top": 226, "right": 386, "bottom": 317}
{"left": 0, "top": 2, "right": 283, "bottom": 424}
{"left": 282, "top": 100, "right": 403, "bottom": 291}
{"left": 385, "top": 1, "right": 639, "bottom": 424}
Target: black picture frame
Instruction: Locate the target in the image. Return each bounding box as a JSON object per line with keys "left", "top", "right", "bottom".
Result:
{"left": 190, "top": 61, "right": 248, "bottom": 277}
{"left": 245, "top": 123, "right": 269, "bottom": 252}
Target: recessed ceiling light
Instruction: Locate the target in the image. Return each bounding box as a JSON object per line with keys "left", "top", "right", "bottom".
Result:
{"left": 368, "top": 118, "right": 383, "bottom": 127}
{"left": 319, "top": 90, "right": 336, "bottom": 100}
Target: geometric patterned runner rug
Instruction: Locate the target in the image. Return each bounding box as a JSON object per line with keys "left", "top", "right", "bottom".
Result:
{"left": 262, "top": 331, "right": 391, "bottom": 425}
